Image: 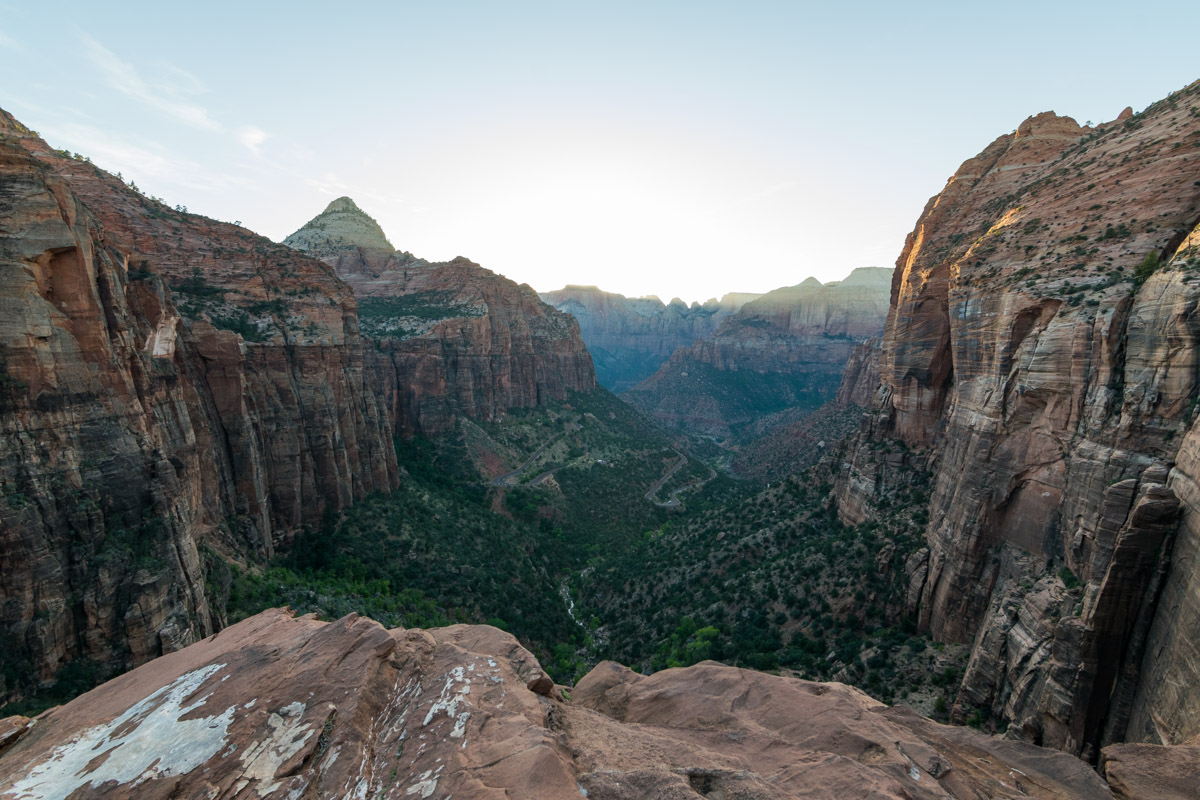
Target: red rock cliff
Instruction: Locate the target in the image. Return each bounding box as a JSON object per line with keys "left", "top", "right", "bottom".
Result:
{"left": 835, "top": 83, "right": 1200, "bottom": 756}
{"left": 0, "top": 111, "right": 398, "bottom": 703}
{"left": 285, "top": 199, "right": 595, "bottom": 435}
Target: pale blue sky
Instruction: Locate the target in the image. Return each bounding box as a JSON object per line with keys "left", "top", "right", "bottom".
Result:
{"left": 2, "top": 1, "right": 1197, "bottom": 302}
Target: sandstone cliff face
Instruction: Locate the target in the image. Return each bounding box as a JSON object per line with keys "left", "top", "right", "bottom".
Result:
{"left": 286, "top": 200, "right": 595, "bottom": 435}
{"left": 625, "top": 268, "right": 891, "bottom": 436}
{"left": 0, "top": 111, "right": 397, "bottom": 703}
{"left": 834, "top": 83, "right": 1200, "bottom": 756}
{"left": 539, "top": 285, "right": 759, "bottom": 391}
{"left": 837, "top": 338, "right": 882, "bottom": 407}
{"left": 0, "top": 607, "right": 1146, "bottom": 799}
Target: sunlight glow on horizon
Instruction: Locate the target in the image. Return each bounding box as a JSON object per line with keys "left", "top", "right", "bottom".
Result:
{"left": 2, "top": 1, "right": 1197, "bottom": 302}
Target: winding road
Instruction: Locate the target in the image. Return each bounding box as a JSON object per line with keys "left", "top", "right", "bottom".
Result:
{"left": 490, "top": 434, "right": 561, "bottom": 486}
{"left": 644, "top": 450, "right": 718, "bottom": 507}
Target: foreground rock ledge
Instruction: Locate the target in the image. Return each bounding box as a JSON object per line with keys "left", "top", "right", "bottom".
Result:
{"left": 0, "top": 609, "right": 1183, "bottom": 799}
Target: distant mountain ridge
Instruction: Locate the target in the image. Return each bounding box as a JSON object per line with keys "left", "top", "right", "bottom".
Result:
{"left": 623, "top": 267, "right": 892, "bottom": 437}
{"left": 539, "top": 285, "right": 761, "bottom": 391}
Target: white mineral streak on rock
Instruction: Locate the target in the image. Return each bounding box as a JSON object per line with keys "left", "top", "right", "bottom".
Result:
{"left": 236, "top": 701, "right": 315, "bottom": 794}
{"left": 4, "top": 664, "right": 232, "bottom": 800}
{"left": 405, "top": 770, "right": 438, "bottom": 798}
{"left": 422, "top": 666, "right": 471, "bottom": 739}
{"left": 144, "top": 314, "right": 178, "bottom": 357}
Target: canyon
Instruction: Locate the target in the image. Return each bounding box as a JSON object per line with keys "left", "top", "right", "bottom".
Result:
{"left": 3, "top": 75, "right": 1200, "bottom": 797}
{"left": 539, "top": 285, "right": 760, "bottom": 391}
{"left": 623, "top": 267, "right": 891, "bottom": 436}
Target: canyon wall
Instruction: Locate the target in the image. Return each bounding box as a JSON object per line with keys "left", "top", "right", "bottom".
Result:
{"left": 834, "top": 83, "right": 1200, "bottom": 755}
{"left": 625, "top": 267, "right": 891, "bottom": 436}
{"left": 286, "top": 200, "right": 595, "bottom": 435}
{"left": 0, "top": 111, "right": 398, "bottom": 703}
{"left": 539, "top": 285, "right": 759, "bottom": 391}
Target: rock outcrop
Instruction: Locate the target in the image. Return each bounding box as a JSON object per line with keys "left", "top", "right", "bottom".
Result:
{"left": 0, "top": 111, "right": 398, "bottom": 704}
{"left": 539, "top": 285, "right": 759, "bottom": 391}
{"left": 0, "top": 607, "right": 1146, "bottom": 799}
{"left": 625, "top": 267, "right": 891, "bottom": 436}
{"left": 286, "top": 200, "right": 595, "bottom": 435}
{"left": 834, "top": 81, "right": 1200, "bottom": 755}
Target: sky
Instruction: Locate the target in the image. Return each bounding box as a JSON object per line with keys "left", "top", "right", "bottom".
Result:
{"left": 1, "top": 2, "right": 1197, "bottom": 303}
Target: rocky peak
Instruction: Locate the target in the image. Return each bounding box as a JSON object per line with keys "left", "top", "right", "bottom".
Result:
{"left": 283, "top": 196, "right": 395, "bottom": 279}
{"left": 839, "top": 266, "right": 893, "bottom": 288}
{"left": 0, "top": 108, "right": 34, "bottom": 137}
{"left": 324, "top": 195, "right": 364, "bottom": 214}
{"left": 1015, "top": 111, "right": 1085, "bottom": 140}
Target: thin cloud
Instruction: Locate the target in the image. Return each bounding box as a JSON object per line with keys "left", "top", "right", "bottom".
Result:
{"left": 0, "top": 29, "right": 23, "bottom": 52}
{"left": 38, "top": 120, "right": 251, "bottom": 194}
{"left": 79, "top": 34, "right": 221, "bottom": 131}
{"left": 237, "top": 125, "right": 269, "bottom": 155}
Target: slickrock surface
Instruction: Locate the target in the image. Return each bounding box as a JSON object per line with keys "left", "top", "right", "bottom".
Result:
{"left": 0, "top": 110, "right": 397, "bottom": 704}
{"left": 1100, "top": 741, "right": 1200, "bottom": 799}
{"left": 833, "top": 81, "right": 1200, "bottom": 755}
{"left": 286, "top": 200, "right": 595, "bottom": 435}
{"left": 539, "top": 286, "right": 760, "bottom": 391}
{"left": 625, "top": 268, "right": 891, "bottom": 435}
{"left": 0, "top": 608, "right": 1134, "bottom": 799}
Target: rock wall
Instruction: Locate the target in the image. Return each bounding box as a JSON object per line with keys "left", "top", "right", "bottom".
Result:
{"left": 625, "top": 268, "right": 891, "bottom": 436}
{"left": 539, "top": 285, "right": 759, "bottom": 391}
{"left": 836, "top": 338, "right": 881, "bottom": 407}
{"left": 286, "top": 200, "right": 595, "bottom": 436}
{"left": 834, "top": 83, "right": 1200, "bottom": 754}
{"left": 0, "top": 111, "right": 398, "bottom": 702}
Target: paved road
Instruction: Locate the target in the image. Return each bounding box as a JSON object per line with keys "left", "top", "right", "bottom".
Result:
{"left": 651, "top": 465, "right": 717, "bottom": 508}
{"left": 644, "top": 450, "right": 686, "bottom": 502}
{"left": 490, "top": 433, "right": 561, "bottom": 487}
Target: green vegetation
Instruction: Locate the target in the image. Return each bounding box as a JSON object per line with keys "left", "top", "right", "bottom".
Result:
{"left": 172, "top": 267, "right": 223, "bottom": 298}
{"left": 220, "top": 385, "right": 952, "bottom": 708}
{"left": 1058, "top": 566, "right": 1082, "bottom": 590}
{"left": 210, "top": 309, "right": 269, "bottom": 342}
{"left": 625, "top": 360, "right": 843, "bottom": 438}
{"left": 0, "top": 658, "right": 103, "bottom": 718}
{"left": 358, "top": 292, "right": 485, "bottom": 338}
{"left": 225, "top": 389, "right": 731, "bottom": 682}
{"left": 1133, "top": 250, "right": 1161, "bottom": 288}
{"left": 574, "top": 446, "right": 946, "bottom": 704}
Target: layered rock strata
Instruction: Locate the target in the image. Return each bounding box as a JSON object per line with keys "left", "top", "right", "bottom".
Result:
{"left": 834, "top": 83, "right": 1200, "bottom": 755}
{"left": 539, "top": 285, "right": 760, "bottom": 391}
{"left": 0, "top": 110, "right": 398, "bottom": 703}
{"left": 0, "top": 607, "right": 1143, "bottom": 799}
{"left": 625, "top": 267, "right": 891, "bottom": 435}
{"left": 285, "top": 199, "right": 595, "bottom": 435}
